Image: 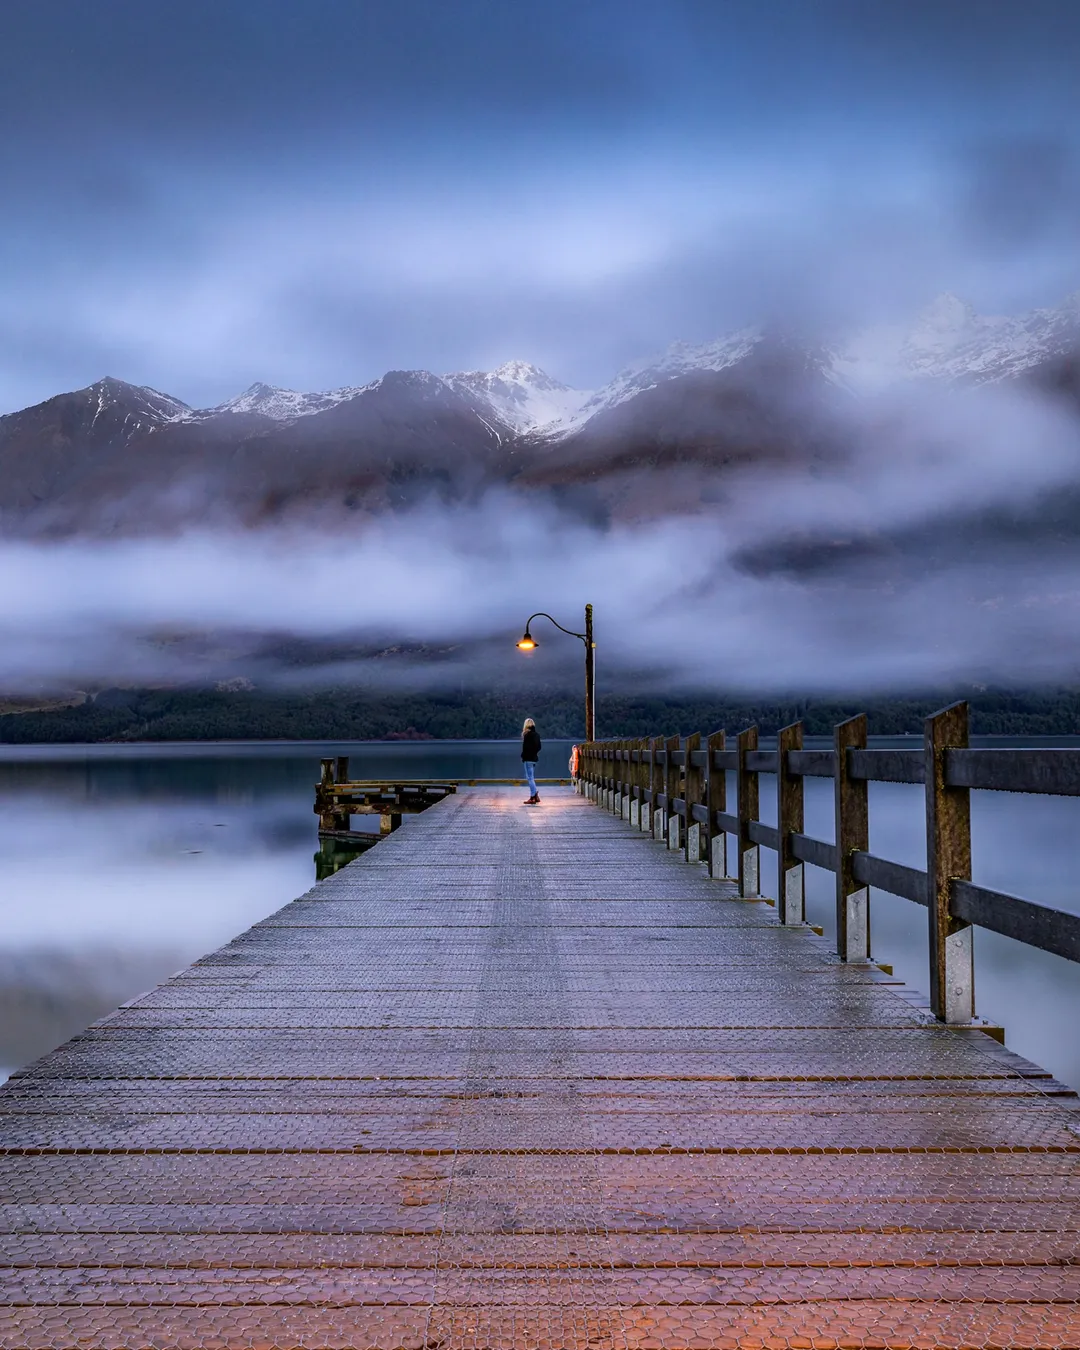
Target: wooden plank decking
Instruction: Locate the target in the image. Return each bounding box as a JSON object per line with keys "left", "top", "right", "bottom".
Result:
{"left": 2, "top": 786, "right": 1079, "bottom": 1348}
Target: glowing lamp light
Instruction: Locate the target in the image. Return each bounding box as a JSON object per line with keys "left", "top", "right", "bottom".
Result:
{"left": 516, "top": 630, "right": 537, "bottom": 650}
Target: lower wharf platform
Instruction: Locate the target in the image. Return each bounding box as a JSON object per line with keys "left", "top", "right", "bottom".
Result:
{"left": 1, "top": 786, "right": 1079, "bottom": 1349}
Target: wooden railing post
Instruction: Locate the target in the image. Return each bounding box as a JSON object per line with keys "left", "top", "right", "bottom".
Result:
{"left": 835, "top": 714, "right": 870, "bottom": 961}
{"left": 925, "top": 702, "right": 974, "bottom": 1023}
{"left": 629, "top": 739, "right": 644, "bottom": 828}
{"left": 737, "top": 726, "right": 759, "bottom": 896}
{"left": 683, "top": 732, "right": 703, "bottom": 863}
{"left": 335, "top": 756, "right": 350, "bottom": 784}
{"left": 650, "top": 739, "right": 661, "bottom": 837}
{"left": 705, "top": 730, "right": 728, "bottom": 879}
{"left": 636, "top": 741, "right": 645, "bottom": 831}
{"left": 317, "top": 759, "right": 336, "bottom": 831}
{"left": 621, "top": 740, "right": 632, "bottom": 821}
{"left": 777, "top": 721, "right": 805, "bottom": 925}
{"left": 665, "top": 735, "right": 682, "bottom": 850}
{"left": 642, "top": 739, "right": 654, "bottom": 834}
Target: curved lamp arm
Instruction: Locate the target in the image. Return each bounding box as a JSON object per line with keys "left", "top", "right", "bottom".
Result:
{"left": 520, "top": 611, "right": 588, "bottom": 645}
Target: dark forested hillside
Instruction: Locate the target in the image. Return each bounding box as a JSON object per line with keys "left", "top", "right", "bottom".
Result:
{"left": 4, "top": 685, "right": 1080, "bottom": 743}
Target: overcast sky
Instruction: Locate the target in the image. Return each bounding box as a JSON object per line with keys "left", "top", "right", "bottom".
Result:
{"left": 3, "top": 0, "right": 1080, "bottom": 412}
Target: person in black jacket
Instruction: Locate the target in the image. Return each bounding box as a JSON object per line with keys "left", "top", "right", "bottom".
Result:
{"left": 521, "top": 717, "right": 542, "bottom": 804}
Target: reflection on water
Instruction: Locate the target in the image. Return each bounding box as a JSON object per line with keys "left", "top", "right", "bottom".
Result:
{"left": 315, "top": 833, "right": 380, "bottom": 880}
{"left": 0, "top": 740, "right": 572, "bottom": 1078}
{"left": 1, "top": 737, "right": 1078, "bottom": 1093}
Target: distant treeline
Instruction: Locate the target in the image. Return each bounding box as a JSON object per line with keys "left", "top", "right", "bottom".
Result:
{"left": 3, "top": 684, "right": 1080, "bottom": 743}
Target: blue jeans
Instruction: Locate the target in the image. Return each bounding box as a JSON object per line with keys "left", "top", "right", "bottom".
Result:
{"left": 524, "top": 761, "right": 538, "bottom": 796}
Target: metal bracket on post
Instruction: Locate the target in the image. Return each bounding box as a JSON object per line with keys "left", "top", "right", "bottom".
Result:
{"left": 835, "top": 714, "right": 870, "bottom": 961}
{"left": 736, "top": 726, "right": 760, "bottom": 897}
{"left": 705, "top": 730, "right": 729, "bottom": 880}
{"left": 665, "top": 735, "right": 682, "bottom": 850}
{"left": 777, "top": 721, "right": 805, "bottom": 925}
{"left": 926, "top": 702, "right": 975, "bottom": 1024}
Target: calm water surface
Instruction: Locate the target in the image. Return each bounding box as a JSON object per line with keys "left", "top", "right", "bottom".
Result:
{"left": 1, "top": 737, "right": 1078, "bottom": 1091}
{"left": 0, "top": 740, "right": 574, "bottom": 1079}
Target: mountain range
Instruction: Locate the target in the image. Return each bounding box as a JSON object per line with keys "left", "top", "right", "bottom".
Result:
{"left": 2, "top": 294, "right": 1079, "bottom": 536}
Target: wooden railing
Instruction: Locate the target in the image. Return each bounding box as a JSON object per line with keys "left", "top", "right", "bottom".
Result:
{"left": 577, "top": 702, "right": 1080, "bottom": 1027}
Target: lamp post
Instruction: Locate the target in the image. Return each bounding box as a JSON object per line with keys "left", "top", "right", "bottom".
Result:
{"left": 516, "top": 603, "right": 595, "bottom": 742}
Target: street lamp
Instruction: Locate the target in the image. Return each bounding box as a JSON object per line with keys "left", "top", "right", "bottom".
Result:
{"left": 516, "top": 603, "right": 596, "bottom": 742}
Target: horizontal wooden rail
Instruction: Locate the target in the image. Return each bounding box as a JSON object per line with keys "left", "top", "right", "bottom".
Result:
{"left": 628, "top": 744, "right": 1080, "bottom": 794}
{"left": 576, "top": 705, "right": 1080, "bottom": 1036}
{"left": 951, "top": 880, "right": 1080, "bottom": 962}
{"left": 852, "top": 851, "right": 928, "bottom": 907}
{"left": 787, "top": 749, "right": 835, "bottom": 777}
{"left": 747, "top": 819, "right": 780, "bottom": 850}
{"left": 790, "top": 832, "right": 838, "bottom": 873}
{"left": 946, "top": 748, "right": 1080, "bottom": 796}
{"left": 849, "top": 748, "right": 924, "bottom": 784}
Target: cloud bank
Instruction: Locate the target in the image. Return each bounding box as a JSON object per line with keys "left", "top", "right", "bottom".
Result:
{"left": 3, "top": 371, "right": 1080, "bottom": 695}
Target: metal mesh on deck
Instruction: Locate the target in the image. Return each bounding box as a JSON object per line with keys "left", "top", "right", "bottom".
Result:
{"left": 1, "top": 786, "right": 1078, "bottom": 1348}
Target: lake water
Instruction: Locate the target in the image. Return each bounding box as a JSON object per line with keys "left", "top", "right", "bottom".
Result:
{"left": 1, "top": 737, "right": 1078, "bottom": 1091}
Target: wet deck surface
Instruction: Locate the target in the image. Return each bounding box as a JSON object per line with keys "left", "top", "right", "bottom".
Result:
{"left": 2, "top": 785, "right": 1079, "bottom": 1348}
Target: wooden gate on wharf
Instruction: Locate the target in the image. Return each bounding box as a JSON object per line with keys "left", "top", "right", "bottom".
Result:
{"left": 1, "top": 700, "right": 1080, "bottom": 1348}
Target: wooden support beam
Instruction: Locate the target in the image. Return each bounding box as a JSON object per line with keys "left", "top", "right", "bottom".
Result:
{"left": 335, "top": 756, "right": 350, "bottom": 784}
{"left": 705, "top": 730, "right": 728, "bottom": 879}
{"left": 835, "top": 714, "right": 870, "bottom": 961}
{"left": 777, "top": 721, "right": 805, "bottom": 925}
{"left": 737, "top": 726, "right": 759, "bottom": 896}
{"left": 925, "top": 702, "right": 974, "bottom": 1024}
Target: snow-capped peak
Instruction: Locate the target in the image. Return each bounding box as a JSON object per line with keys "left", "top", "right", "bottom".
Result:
{"left": 548, "top": 330, "right": 764, "bottom": 437}
{"left": 835, "top": 292, "right": 1080, "bottom": 392}
{"left": 87, "top": 378, "right": 192, "bottom": 422}
{"left": 77, "top": 292, "right": 1080, "bottom": 443}
{"left": 442, "top": 361, "right": 593, "bottom": 434}
{"left": 194, "top": 381, "right": 368, "bottom": 421}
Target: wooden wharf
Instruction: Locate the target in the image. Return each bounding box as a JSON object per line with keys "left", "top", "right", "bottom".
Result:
{"left": 2, "top": 708, "right": 1080, "bottom": 1347}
